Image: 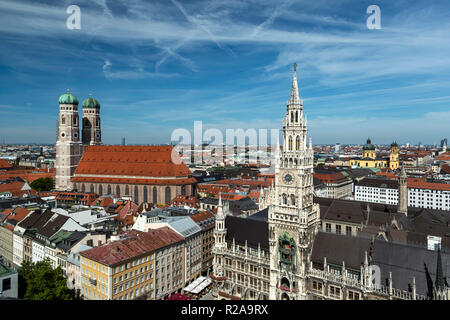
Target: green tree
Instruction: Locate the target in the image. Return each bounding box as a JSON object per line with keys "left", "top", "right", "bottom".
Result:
{"left": 18, "top": 258, "right": 79, "bottom": 300}
{"left": 30, "top": 177, "right": 54, "bottom": 192}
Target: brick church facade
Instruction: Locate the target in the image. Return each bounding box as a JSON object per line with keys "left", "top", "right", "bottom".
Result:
{"left": 55, "top": 92, "right": 196, "bottom": 205}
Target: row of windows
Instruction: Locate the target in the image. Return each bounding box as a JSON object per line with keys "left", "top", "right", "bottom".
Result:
{"left": 113, "top": 256, "right": 152, "bottom": 274}
{"left": 79, "top": 184, "right": 181, "bottom": 203}
{"left": 311, "top": 280, "right": 360, "bottom": 300}
{"left": 114, "top": 274, "right": 152, "bottom": 294}
{"left": 324, "top": 223, "right": 352, "bottom": 236}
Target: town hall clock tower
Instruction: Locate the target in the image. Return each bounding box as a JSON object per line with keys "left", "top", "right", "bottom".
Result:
{"left": 268, "top": 64, "right": 320, "bottom": 300}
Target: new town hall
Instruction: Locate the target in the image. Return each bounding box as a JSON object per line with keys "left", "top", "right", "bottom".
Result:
{"left": 210, "top": 65, "right": 450, "bottom": 300}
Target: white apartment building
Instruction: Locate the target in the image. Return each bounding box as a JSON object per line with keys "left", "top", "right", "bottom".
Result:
{"left": 355, "top": 177, "right": 450, "bottom": 211}
{"left": 355, "top": 178, "right": 399, "bottom": 205}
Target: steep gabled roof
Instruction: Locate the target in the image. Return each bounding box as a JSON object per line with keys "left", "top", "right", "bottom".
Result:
{"left": 311, "top": 232, "right": 372, "bottom": 270}
{"left": 80, "top": 227, "right": 183, "bottom": 266}
{"left": 73, "top": 145, "right": 192, "bottom": 178}
{"left": 225, "top": 215, "right": 269, "bottom": 250}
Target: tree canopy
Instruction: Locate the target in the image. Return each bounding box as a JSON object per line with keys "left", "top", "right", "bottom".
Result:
{"left": 30, "top": 177, "right": 54, "bottom": 192}
{"left": 18, "top": 258, "right": 79, "bottom": 300}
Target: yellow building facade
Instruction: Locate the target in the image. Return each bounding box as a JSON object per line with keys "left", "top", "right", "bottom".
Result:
{"left": 80, "top": 228, "right": 184, "bottom": 300}
{"left": 349, "top": 139, "right": 399, "bottom": 170}
{"left": 80, "top": 251, "right": 155, "bottom": 300}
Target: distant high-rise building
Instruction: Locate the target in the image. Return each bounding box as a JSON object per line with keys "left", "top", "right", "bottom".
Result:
{"left": 441, "top": 138, "right": 448, "bottom": 148}
{"left": 334, "top": 143, "right": 341, "bottom": 153}
{"left": 122, "top": 137, "right": 126, "bottom": 146}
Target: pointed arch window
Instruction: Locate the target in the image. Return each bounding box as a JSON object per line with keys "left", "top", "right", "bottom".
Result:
{"left": 282, "top": 194, "right": 287, "bottom": 205}
{"left": 143, "top": 186, "right": 148, "bottom": 203}
{"left": 181, "top": 185, "right": 186, "bottom": 196}
{"left": 295, "top": 111, "right": 298, "bottom": 123}
{"left": 116, "top": 185, "right": 121, "bottom": 196}
{"left": 107, "top": 185, "right": 111, "bottom": 195}
{"left": 288, "top": 137, "right": 293, "bottom": 151}
{"left": 135, "top": 186, "right": 139, "bottom": 204}
{"left": 98, "top": 185, "right": 103, "bottom": 195}
{"left": 153, "top": 187, "right": 157, "bottom": 204}
{"left": 291, "top": 194, "right": 296, "bottom": 206}
{"left": 81, "top": 184, "right": 85, "bottom": 192}
{"left": 61, "top": 116, "right": 66, "bottom": 125}
{"left": 290, "top": 111, "right": 294, "bottom": 123}
{"left": 296, "top": 136, "right": 300, "bottom": 151}
{"left": 90, "top": 184, "right": 94, "bottom": 193}
{"left": 165, "top": 187, "right": 171, "bottom": 204}
{"left": 125, "top": 185, "right": 129, "bottom": 196}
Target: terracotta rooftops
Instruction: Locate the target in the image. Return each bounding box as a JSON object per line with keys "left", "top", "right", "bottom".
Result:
{"left": 80, "top": 227, "right": 183, "bottom": 266}
{"left": 314, "top": 172, "right": 349, "bottom": 183}
{"left": 408, "top": 178, "right": 450, "bottom": 191}
{"left": 0, "top": 159, "right": 13, "bottom": 169}
{"left": 73, "top": 145, "right": 194, "bottom": 181}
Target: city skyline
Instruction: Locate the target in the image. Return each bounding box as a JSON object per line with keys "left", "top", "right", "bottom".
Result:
{"left": 1, "top": 0, "right": 450, "bottom": 145}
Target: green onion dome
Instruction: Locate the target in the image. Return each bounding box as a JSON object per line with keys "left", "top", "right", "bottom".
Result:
{"left": 82, "top": 97, "right": 100, "bottom": 109}
{"left": 59, "top": 92, "right": 79, "bottom": 105}
{"left": 363, "top": 138, "right": 375, "bottom": 150}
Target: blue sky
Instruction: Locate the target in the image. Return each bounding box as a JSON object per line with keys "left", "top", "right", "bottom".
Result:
{"left": 0, "top": 0, "right": 449, "bottom": 145}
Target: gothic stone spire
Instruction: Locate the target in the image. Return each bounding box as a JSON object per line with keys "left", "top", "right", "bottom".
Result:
{"left": 288, "top": 63, "right": 301, "bottom": 106}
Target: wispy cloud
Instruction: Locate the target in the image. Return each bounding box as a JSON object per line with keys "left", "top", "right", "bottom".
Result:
{"left": 1, "top": 0, "right": 449, "bottom": 144}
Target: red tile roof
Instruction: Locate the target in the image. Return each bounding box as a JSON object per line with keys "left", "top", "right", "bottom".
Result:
{"left": 0, "top": 168, "right": 54, "bottom": 182}
{"left": 1, "top": 207, "right": 32, "bottom": 230}
{"left": 314, "top": 172, "right": 348, "bottom": 183}
{"left": 441, "top": 164, "right": 450, "bottom": 175}
{"left": 375, "top": 172, "right": 397, "bottom": 179}
{"left": 190, "top": 210, "right": 215, "bottom": 227}
{"left": 54, "top": 192, "right": 99, "bottom": 205}
{"left": 80, "top": 227, "right": 184, "bottom": 266}
{"left": 0, "top": 180, "right": 37, "bottom": 197}
{"left": 437, "top": 152, "right": 450, "bottom": 161}
{"left": 169, "top": 195, "right": 199, "bottom": 208}
{"left": 71, "top": 176, "right": 196, "bottom": 185}
{"left": 220, "top": 193, "right": 246, "bottom": 201}
{"left": 0, "top": 159, "right": 13, "bottom": 169}
{"left": 74, "top": 145, "right": 193, "bottom": 179}
{"left": 408, "top": 178, "right": 450, "bottom": 191}
{"left": 247, "top": 190, "right": 261, "bottom": 201}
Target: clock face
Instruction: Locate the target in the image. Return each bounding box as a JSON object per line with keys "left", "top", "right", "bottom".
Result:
{"left": 283, "top": 173, "right": 294, "bottom": 184}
